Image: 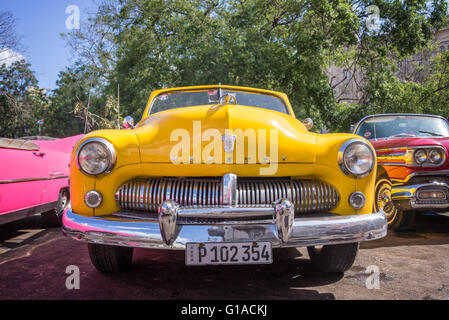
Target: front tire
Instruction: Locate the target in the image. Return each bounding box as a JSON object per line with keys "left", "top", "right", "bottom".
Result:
{"left": 41, "top": 188, "right": 70, "bottom": 227}
{"left": 88, "top": 243, "right": 134, "bottom": 273}
{"left": 307, "top": 243, "right": 359, "bottom": 273}
{"left": 374, "top": 176, "right": 415, "bottom": 231}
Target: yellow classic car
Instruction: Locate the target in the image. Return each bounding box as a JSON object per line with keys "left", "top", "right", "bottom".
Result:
{"left": 62, "top": 85, "right": 387, "bottom": 273}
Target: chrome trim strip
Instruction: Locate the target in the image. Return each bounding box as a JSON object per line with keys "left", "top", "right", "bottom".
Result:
{"left": 379, "top": 162, "right": 413, "bottom": 166}
{"left": 377, "top": 145, "right": 447, "bottom": 167}
{"left": 50, "top": 172, "right": 64, "bottom": 176}
{"left": 62, "top": 208, "right": 387, "bottom": 249}
{"left": 0, "top": 176, "right": 69, "bottom": 184}
{"left": 178, "top": 206, "right": 274, "bottom": 218}
{"left": 377, "top": 147, "right": 409, "bottom": 152}
{"left": 111, "top": 211, "right": 275, "bottom": 225}
{"left": 392, "top": 170, "right": 449, "bottom": 184}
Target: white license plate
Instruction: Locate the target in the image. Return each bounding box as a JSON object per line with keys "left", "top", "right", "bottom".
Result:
{"left": 185, "top": 242, "right": 273, "bottom": 266}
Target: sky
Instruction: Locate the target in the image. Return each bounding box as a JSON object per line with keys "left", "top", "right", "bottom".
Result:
{"left": 1, "top": 0, "right": 95, "bottom": 90}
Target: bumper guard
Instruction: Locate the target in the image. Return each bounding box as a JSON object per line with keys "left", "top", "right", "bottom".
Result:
{"left": 62, "top": 199, "right": 387, "bottom": 249}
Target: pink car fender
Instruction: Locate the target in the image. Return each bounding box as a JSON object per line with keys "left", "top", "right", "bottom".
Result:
{"left": 0, "top": 134, "right": 84, "bottom": 224}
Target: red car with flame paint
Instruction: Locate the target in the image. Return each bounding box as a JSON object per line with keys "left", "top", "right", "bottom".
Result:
{"left": 354, "top": 114, "right": 449, "bottom": 230}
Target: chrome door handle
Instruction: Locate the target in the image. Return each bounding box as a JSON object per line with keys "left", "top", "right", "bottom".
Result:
{"left": 33, "top": 151, "right": 45, "bottom": 157}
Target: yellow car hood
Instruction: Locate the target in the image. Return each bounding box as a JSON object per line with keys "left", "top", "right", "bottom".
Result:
{"left": 134, "top": 104, "right": 316, "bottom": 164}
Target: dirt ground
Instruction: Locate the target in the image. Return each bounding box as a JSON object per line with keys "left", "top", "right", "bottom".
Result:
{"left": 1, "top": 213, "right": 449, "bottom": 300}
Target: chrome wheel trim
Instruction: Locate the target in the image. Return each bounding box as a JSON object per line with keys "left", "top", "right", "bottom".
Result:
{"left": 57, "top": 189, "right": 70, "bottom": 219}
{"left": 61, "top": 191, "right": 69, "bottom": 209}
{"left": 375, "top": 181, "right": 397, "bottom": 222}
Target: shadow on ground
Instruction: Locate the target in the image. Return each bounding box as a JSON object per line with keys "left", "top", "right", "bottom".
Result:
{"left": 362, "top": 213, "right": 449, "bottom": 249}
{"left": 0, "top": 238, "right": 339, "bottom": 299}
{"left": 95, "top": 247, "right": 341, "bottom": 299}
{"left": 2, "top": 212, "right": 449, "bottom": 299}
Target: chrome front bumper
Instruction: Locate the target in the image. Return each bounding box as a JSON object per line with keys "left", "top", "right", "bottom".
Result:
{"left": 62, "top": 199, "right": 387, "bottom": 249}
{"left": 392, "top": 182, "right": 449, "bottom": 210}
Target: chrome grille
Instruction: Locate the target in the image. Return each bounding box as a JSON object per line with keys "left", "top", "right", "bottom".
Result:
{"left": 115, "top": 177, "right": 221, "bottom": 212}
{"left": 237, "top": 179, "right": 339, "bottom": 213}
{"left": 116, "top": 177, "right": 339, "bottom": 214}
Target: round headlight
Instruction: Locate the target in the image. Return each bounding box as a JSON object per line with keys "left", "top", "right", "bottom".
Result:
{"left": 338, "top": 139, "right": 375, "bottom": 177}
{"left": 76, "top": 138, "right": 116, "bottom": 175}
{"left": 414, "top": 149, "right": 427, "bottom": 165}
{"left": 429, "top": 149, "right": 443, "bottom": 164}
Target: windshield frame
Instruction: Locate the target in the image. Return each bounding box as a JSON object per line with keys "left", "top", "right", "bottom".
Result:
{"left": 354, "top": 114, "right": 449, "bottom": 140}
{"left": 146, "top": 87, "right": 290, "bottom": 116}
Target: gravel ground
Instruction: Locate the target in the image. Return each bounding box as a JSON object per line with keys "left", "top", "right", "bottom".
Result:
{"left": 0, "top": 213, "right": 449, "bottom": 300}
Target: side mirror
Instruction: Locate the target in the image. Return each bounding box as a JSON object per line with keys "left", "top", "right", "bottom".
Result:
{"left": 350, "top": 124, "right": 356, "bottom": 133}
{"left": 303, "top": 118, "right": 313, "bottom": 130}
{"left": 122, "top": 116, "right": 135, "bottom": 129}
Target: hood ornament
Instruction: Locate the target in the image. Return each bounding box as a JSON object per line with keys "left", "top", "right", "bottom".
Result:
{"left": 222, "top": 134, "right": 236, "bottom": 154}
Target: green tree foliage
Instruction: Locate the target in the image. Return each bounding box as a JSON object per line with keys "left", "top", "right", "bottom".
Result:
{"left": 46, "top": 63, "right": 118, "bottom": 137}
{"left": 334, "top": 49, "right": 449, "bottom": 132}
{"left": 0, "top": 60, "right": 48, "bottom": 137}
{"left": 0, "top": 1, "right": 443, "bottom": 138}
{"left": 97, "top": 0, "right": 364, "bottom": 127}
{"left": 60, "top": 0, "right": 447, "bottom": 134}
{"left": 420, "top": 50, "right": 449, "bottom": 116}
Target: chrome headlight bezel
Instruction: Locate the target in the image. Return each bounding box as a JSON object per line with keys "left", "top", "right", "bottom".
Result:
{"left": 75, "top": 137, "right": 116, "bottom": 176}
{"left": 338, "top": 139, "right": 375, "bottom": 178}
{"left": 349, "top": 191, "right": 366, "bottom": 210}
{"left": 429, "top": 149, "right": 444, "bottom": 164}
{"left": 84, "top": 190, "right": 103, "bottom": 208}
{"left": 413, "top": 149, "right": 428, "bottom": 165}
{"left": 376, "top": 145, "right": 447, "bottom": 167}
{"left": 412, "top": 146, "right": 446, "bottom": 167}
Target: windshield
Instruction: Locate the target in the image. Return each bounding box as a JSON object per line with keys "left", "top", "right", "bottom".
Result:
{"left": 149, "top": 89, "right": 288, "bottom": 115}
{"left": 355, "top": 115, "right": 449, "bottom": 140}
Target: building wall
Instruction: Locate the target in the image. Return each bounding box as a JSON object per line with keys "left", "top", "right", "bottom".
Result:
{"left": 329, "top": 24, "right": 449, "bottom": 104}
{"left": 436, "top": 25, "right": 449, "bottom": 51}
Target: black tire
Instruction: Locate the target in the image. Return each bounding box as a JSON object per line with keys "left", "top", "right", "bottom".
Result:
{"left": 88, "top": 243, "right": 134, "bottom": 273}
{"left": 307, "top": 243, "right": 359, "bottom": 273}
{"left": 41, "top": 188, "right": 70, "bottom": 227}
{"left": 374, "top": 175, "right": 415, "bottom": 231}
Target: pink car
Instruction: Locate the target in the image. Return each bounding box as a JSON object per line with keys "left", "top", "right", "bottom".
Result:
{"left": 0, "top": 135, "right": 84, "bottom": 226}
